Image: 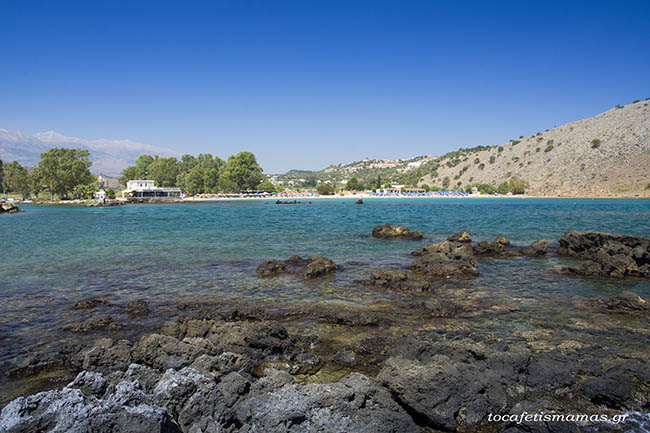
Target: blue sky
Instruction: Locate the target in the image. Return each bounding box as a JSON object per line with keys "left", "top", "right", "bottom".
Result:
{"left": 1, "top": 0, "right": 649, "bottom": 173}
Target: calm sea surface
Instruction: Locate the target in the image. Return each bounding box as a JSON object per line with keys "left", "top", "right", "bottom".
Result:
{"left": 1, "top": 197, "right": 650, "bottom": 392}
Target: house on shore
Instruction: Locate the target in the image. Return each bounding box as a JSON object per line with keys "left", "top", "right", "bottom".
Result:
{"left": 121, "top": 180, "right": 181, "bottom": 199}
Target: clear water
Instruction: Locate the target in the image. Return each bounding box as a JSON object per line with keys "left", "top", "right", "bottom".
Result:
{"left": 1, "top": 198, "right": 649, "bottom": 403}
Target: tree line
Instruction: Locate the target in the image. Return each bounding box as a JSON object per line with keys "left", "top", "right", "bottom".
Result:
{"left": 1, "top": 148, "right": 271, "bottom": 200}
{"left": 118, "top": 151, "right": 272, "bottom": 194}
{"left": 1, "top": 148, "right": 97, "bottom": 199}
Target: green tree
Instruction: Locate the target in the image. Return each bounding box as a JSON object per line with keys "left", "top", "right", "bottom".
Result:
{"left": 508, "top": 177, "right": 529, "bottom": 194}
{"left": 178, "top": 165, "right": 206, "bottom": 195}
{"left": 34, "top": 148, "right": 93, "bottom": 199}
{"left": 118, "top": 166, "right": 139, "bottom": 186}
{"left": 106, "top": 188, "right": 116, "bottom": 199}
{"left": 135, "top": 155, "right": 155, "bottom": 178}
{"left": 220, "top": 152, "right": 263, "bottom": 191}
{"left": 346, "top": 177, "right": 363, "bottom": 191}
{"left": 316, "top": 183, "right": 335, "bottom": 195}
{"left": 442, "top": 177, "right": 450, "bottom": 189}
{"left": 0, "top": 159, "right": 3, "bottom": 193}
{"left": 2, "top": 161, "right": 32, "bottom": 198}
{"left": 179, "top": 154, "right": 198, "bottom": 173}
{"left": 258, "top": 180, "right": 277, "bottom": 193}
{"left": 148, "top": 157, "right": 180, "bottom": 187}
{"left": 218, "top": 176, "right": 240, "bottom": 193}
{"left": 72, "top": 182, "right": 98, "bottom": 199}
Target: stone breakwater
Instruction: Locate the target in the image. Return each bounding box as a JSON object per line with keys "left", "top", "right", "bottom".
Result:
{"left": 1, "top": 230, "right": 650, "bottom": 433}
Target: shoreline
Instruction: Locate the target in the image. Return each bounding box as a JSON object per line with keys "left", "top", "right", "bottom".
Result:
{"left": 12, "top": 192, "right": 650, "bottom": 207}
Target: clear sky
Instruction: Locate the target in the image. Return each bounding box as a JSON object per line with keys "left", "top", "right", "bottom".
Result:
{"left": 2, "top": 0, "right": 649, "bottom": 173}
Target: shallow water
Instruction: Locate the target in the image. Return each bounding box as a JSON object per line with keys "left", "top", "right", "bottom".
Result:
{"left": 1, "top": 198, "right": 650, "bottom": 406}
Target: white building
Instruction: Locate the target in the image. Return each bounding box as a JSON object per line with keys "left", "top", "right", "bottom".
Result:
{"left": 95, "top": 175, "right": 107, "bottom": 201}
{"left": 121, "top": 180, "right": 181, "bottom": 199}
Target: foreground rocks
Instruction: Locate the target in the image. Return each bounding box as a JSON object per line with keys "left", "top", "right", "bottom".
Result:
{"left": 378, "top": 337, "right": 650, "bottom": 432}
{"left": 558, "top": 231, "right": 650, "bottom": 277}
{"left": 256, "top": 254, "right": 337, "bottom": 279}
{"left": 372, "top": 223, "right": 423, "bottom": 240}
{"left": 0, "top": 366, "right": 418, "bottom": 433}
{"left": 4, "top": 322, "right": 648, "bottom": 433}
{"left": 0, "top": 202, "right": 22, "bottom": 214}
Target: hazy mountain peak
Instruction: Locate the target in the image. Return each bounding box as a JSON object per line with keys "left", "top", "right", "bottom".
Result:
{"left": 0, "top": 129, "right": 179, "bottom": 176}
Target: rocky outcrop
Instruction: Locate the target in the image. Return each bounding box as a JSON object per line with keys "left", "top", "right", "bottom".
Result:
{"left": 0, "top": 202, "right": 22, "bottom": 214}
{"left": 558, "top": 232, "right": 650, "bottom": 277}
{"left": 372, "top": 223, "right": 423, "bottom": 240}
{"left": 0, "top": 371, "right": 181, "bottom": 433}
{"left": 378, "top": 337, "right": 650, "bottom": 432}
{"left": 522, "top": 238, "right": 548, "bottom": 256}
{"left": 411, "top": 233, "right": 478, "bottom": 277}
{"left": 301, "top": 255, "right": 337, "bottom": 278}
{"left": 256, "top": 255, "right": 337, "bottom": 279}
{"left": 360, "top": 270, "right": 432, "bottom": 292}
{"left": 0, "top": 366, "right": 418, "bottom": 433}
{"left": 255, "top": 259, "right": 286, "bottom": 277}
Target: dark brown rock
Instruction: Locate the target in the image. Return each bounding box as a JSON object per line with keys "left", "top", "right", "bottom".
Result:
{"left": 256, "top": 259, "right": 287, "bottom": 277}
{"left": 0, "top": 202, "right": 22, "bottom": 214}
{"left": 606, "top": 291, "right": 650, "bottom": 314}
{"left": 558, "top": 232, "right": 650, "bottom": 278}
{"left": 521, "top": 239, "right": 548, "bottom": 256}
{"left": 411, "top": 240, "right": 478, "bottom": 277}
{"left": 301, "top": 255, "right": 337, "bottom": 279}
{"left": 372, "top": 223, "right": 423, "bottom": 240}
{"left": 447, "top": 231, "right": 472, "bottom": 243}
{"left": 125, "top": 299, "right": 149, "bottom": 316}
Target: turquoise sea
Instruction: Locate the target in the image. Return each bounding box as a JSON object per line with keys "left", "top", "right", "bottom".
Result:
{"left": 1, "top": 197, "right": 650, "bottom": 401}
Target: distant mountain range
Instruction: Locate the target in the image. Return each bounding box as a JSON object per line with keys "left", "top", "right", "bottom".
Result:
{"left": 0, "top": 129, "right": 179, "bottom": 176}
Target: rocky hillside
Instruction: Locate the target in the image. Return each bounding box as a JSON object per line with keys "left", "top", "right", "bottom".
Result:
{"left": 420, "top": 100, "right": 650, "bottom": 196}
{"left": 275, "top": 100, "right": 650, "bottom": 196}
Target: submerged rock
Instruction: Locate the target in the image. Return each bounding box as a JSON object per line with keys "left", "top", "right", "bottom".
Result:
{"left": 73, "top": 297, "right": 108, "bottom": 309}
{"left": 372, "top": 223, "right": 423, "bottom": 240}
{"left": 125, "top": 299, "right": 150, "bottom": 316}
{"left": 256, "top": 259, "right": 286, "bottom": 277}
{"left": 361, "top": 269, "right": 432, "bottom": 292}
{"left": 606, "top": 291, "right": 650, "bottom": 315}
{"left": 558, "top": 231, "right": 650, "bottom": 278}
{"left": 256, "top": 254, "right": 337, "bottom": 279}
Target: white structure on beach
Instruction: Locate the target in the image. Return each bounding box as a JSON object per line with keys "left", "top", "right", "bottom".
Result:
{"left": 95, "top": 175, "right": 107, "bottom": 201}
{"left": 121, "top": 179, "right": 181, "bottom": 199}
